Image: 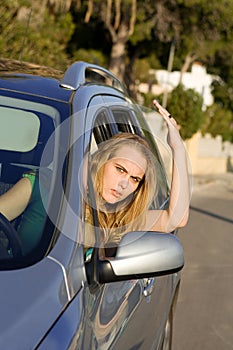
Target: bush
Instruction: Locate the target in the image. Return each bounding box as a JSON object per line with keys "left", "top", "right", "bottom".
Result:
{"left": 166, "top": 84, "right": 206, "bottom": 140}
{"left": 202, "top": 103, "right": 233, "bottom": 142}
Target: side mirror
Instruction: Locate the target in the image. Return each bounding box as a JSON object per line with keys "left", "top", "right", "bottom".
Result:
{"left": 86, "top": 231, "right": 184, "bottom": 284}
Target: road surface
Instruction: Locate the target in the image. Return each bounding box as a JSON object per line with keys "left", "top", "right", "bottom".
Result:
{"left": 172, "top": 173, "right": 233, "bottom": 350}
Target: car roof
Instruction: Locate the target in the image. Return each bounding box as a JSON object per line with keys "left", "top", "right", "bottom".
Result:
{"left": 0, "top": 59, "right": 128, "bottom": 103}
{"left": 0, "top": 59, "right": 73, "bottom": 102}
{"left": 0, "top": 73, "right": 73, "bottom": 102}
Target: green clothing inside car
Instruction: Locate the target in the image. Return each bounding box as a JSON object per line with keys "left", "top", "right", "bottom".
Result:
{"left": 17, "top": 171, "right": 47, "bottom": 255}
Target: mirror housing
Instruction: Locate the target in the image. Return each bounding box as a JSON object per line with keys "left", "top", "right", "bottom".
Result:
{"left": 86, "top": 231, "right": 184, "bottom": 284}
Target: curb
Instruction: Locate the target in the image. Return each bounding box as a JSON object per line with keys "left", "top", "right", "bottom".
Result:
{"left": 191, "top": 172, "right": 233, "bottom": 193}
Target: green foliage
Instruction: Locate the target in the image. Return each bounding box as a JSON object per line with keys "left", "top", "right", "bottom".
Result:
{"left": 208, "top": 42, "right": 233, "bottom": 86}
{"left": 23, "top": 11, "right": 74, "bottom": 69}
{"left": 141, "top": 92, "right": 157, "bottom": 108}
{"left": 0, "top": 3, "right": 74, "bottom": 70}
{"left": 168, "top": 0, "right": 233, "bottom": 77}
{"left": 72, "top": 49, "right": 107, "bottom": 67}
{"left": 147, "top": 53, "right": 162, "bottom": 70}
{"left": 130, "top": 2, "right": 156, "bottom": 45}
{"left": 166, "top": 85, "right": 206, "bottom": 140}
{"left": 211, "top": 81, "right": 233, "bottom": 111}
{"left": 202, "top": 73, "right": 233, "bottom": 142}
{"left": 134, "top": 59, "right": 151, "bottom": 82}
{"left": 202, "top": 104, "right": 233, "bottom": 142}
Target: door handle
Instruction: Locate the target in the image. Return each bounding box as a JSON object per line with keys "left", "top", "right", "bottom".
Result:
{"left": 143, "top": 278, "right": 155, "bottom": 301}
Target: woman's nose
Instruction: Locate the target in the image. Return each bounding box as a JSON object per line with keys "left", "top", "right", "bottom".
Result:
{"left": 119, "top": 177, "right": 129, "bottom": 189}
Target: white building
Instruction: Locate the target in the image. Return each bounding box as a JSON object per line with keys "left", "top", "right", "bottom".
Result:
{"left": 139, "top": 62, "right": 219, "bottom": 109}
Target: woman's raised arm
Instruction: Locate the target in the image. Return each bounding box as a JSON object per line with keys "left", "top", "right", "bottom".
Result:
{"left": 147, "top": 100, "right": 190, "bottom": 232}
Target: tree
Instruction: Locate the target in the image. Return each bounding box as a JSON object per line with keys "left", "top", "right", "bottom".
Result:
{"left": 201, "top": 78, "right": 233, "bottom": 142}
{"left": 124, "top": 0, "right": 233, "bottom": 98}
{"left": 166, "top": 84, "right": 206, "bottom": 140}
{"left": 81, "top": 0, "right": 137, "bottom": 80}
{"left": 202, "top": 104, "right": 233, "bottom": 142}
{"left": 0, "top": 0, "right": 74, "bottom": 70}
{"left": 69, "top": 0, "right": 179, "bottom": 83}
{"left": 172, "top": 0, "right": 233, "bottom": 83}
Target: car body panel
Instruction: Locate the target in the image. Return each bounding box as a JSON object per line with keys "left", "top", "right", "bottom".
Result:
{"left": 0, "top": 255, "right": 67, "bottom": 349}
{"left": 37, "top": 288, "right": 86, "bottom": 349}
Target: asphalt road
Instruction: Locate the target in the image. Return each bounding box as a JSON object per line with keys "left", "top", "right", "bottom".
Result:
{"left": 172, "top": 173, "right": 233, "bottom": 350}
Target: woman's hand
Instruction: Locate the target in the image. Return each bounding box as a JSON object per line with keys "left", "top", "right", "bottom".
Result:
{"left": 153, "top": 99, "right": 184, "bottom": 151}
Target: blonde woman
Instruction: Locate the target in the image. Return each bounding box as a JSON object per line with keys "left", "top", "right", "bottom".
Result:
{"left": 85, "top": 100, "right": 190, "bottom": 249}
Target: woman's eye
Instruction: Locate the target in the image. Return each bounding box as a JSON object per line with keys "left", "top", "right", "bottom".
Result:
{"left": 131, "top": 177, "right": 140, "bottom": 183}
{"left": 116, "top": 166, "right": 124, "bottom": 173}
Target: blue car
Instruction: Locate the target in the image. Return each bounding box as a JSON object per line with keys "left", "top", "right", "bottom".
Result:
{"left": 0, "top": 61, "right": 184, "bottom": 349}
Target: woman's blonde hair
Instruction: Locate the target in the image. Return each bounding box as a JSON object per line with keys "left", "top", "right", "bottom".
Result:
{"left": 88, "top": 133, "right": 157, "bottom": 246}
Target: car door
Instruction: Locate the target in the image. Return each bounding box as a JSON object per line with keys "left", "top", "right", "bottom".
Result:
{"left": 80, "top": 94, "right": 175, "bottom": 350}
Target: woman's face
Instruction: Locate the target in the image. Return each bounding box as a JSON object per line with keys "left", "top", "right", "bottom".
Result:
{"left": 101, "top": 145, "right": 147, "bottom": 204}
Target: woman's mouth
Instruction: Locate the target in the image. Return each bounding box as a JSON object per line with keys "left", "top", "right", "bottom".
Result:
{"left": 110, "top": 189, "right": 122, "bottom": 198}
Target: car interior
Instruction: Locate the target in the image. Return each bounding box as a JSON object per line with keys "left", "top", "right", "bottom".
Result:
{"left": 0, "top": 100, "right": 56, "bottom": 264}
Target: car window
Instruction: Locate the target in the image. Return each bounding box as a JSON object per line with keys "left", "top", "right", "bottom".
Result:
{"left": 93, "top": 109, "right": 118, "bottom": 144}
{"left": 0, "top": 96, "right": 61, "bottom": 268}
{"left": 0, "top": 107, "right": 40, "bottom": 152}
{"left": 110, "top": 108, "right": 142, "bottom": 135}
{"left": 84, "top": 103, "right": 170, "bottom": 259}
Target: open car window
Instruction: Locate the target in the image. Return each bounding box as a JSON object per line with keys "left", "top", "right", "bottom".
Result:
{"left": 84, "top": 102, "right": 170, "bottom": 257}
{"left": 89, "top": 104, "right": 169, "bottom": 209}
